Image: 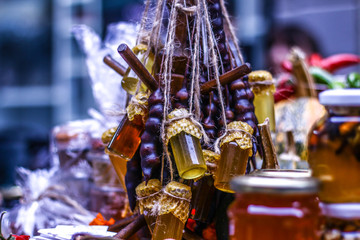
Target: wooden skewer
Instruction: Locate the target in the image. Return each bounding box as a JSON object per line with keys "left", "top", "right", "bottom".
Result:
{"left": 114, "top": 214, "right": 146, "bottom": 240}
{"left": 259, "top": 118, "right": 279, "bottom": 169}
{"left": 117, "top": 44, "right": 158, "bottom": 92}
{"left": 103, "top": 54, "right": 127, "bottom": 76}
{"left": 200, "top": 63, "right": 252, "bottom": 94}
{"left": 108, "top": 214, "right": 139, "bottom": 232}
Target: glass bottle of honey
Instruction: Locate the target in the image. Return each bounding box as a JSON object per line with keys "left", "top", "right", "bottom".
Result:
{"left": 166, "top": 108, "right": 207, "bottom": 179}
{"left": 136, "top": 179, "right": 162, "bottom": 233}
{"left": 107, "top": 92, "right": 149, "bottom": 161}
{"left": 214, "top": 121, "right": 253, "bottom": 193}
{"left": 228, "top": 175, "right": 321, "bottom": 240}
{"left": 308, "top": 89, "right": 360, "bottom": 203}
{"left": 248, "top": 70, "right": 276, "bottom": 131}
{"left": 152, "top": 181, "right": 192, "bottom": 240}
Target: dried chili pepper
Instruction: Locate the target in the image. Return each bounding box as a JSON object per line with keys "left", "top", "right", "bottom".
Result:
{"left": 320, "top": 53, "right": 360, "bottom": 73}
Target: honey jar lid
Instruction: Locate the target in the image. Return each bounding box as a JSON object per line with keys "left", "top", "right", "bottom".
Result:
{"left": 319, "top": 89, "right": 360, "bottom": 106}
{"left": 250, "top": 169, "right": 311, "bottom": 178}
{"left": 231, "top": 175, "right": 319, "bottom": 194}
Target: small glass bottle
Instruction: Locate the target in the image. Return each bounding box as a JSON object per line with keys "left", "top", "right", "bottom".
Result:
{"left": 248, "top": 70, "right": 276, "bottom": 131}
{"left": 191, "top": 150, "right": 219, "bottom": 222}
{"left": 136, "top": 179, "right": 162, "bottom": 233}
{"left": 152, "top": 181, "right": 192, "bottom": 240}
{"left": 107, "top": 93, "right": 149, "bottom": 161}
{"left": 228, "top": 175, "right": 321, "bottom": 240}
{"left": 308, "top": 89, "right": 360, "bottom": 203}
{"left": 121, "top": 44, "right": 154, "bottom": 95}
{"left": 321, "top": 203, "right": 360, "bottom": 240}
{"left": 214, "top": 121, "right": 253, "bottom": 193}
{"left": 167, "top": 109, "right": 207, "bottom": 179}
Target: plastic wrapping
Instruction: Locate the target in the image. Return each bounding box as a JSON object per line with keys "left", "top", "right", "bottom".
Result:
{"left": 2, "top": 168, "right": 95, "bottom": 237}
{"left": 72, "top": 22, "right": 137, "bottom": 126}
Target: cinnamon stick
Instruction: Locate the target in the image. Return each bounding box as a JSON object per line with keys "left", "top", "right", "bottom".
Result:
{"left": 200, "top": 63, "right": 251, "bottom": 94}
{"left": 103, "top": 55, "right": 127, "bottom": 76}
{"left": 108, "top": 214, "right": 139, "bottom": 232}
{"left": 259, "top": 118, "right": 279, "bottom": 169}
{"left": 117, "top": 44, "right": 158, "bottom": 92}
{"left": 114, "top": 214, "right": 146, "bottom": 240}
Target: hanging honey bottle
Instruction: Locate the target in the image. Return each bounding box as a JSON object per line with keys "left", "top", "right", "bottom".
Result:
{"left": 166, "top": 108, "right": 207, "bottom": 179}
{"left": 152, "top": 181, "right": 192, "bottom": 240}
{"left": 107, "top": 92, "right": 149, "bottom": 161}
{"left": 121, "top": 44, "right": 155, "bottom": 95}
{"left": 191, "top": 150, "right": 219, "bottom": 222}
{"left": 248, "top": 70, "right": 276, "bottom": 131}
{"left": 135, "top": 179, "right": 162, "bottom": 233}
{"left": 101, "top": 127, "right": 127, "bottom": 189}
{"left": 214, "top": 121, "right": 254, "bottom": 193}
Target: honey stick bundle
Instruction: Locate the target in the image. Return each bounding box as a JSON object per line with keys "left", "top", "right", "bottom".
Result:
{"left": 100, "top": 0, "right": 278, "bottom": 239}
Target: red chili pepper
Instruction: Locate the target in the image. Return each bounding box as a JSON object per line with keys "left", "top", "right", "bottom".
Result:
{"left": 281, "top": 60, "right": 293, "bottom": 72}
{"left": 308, "top": 53, "right": 322, "bottom": 67}
{"left": 320, "top": 54, "right": 360, "bottom": 73}
{"left": 11, "top": 235, "right": 30, "bottom": 240}
{"left": 274, "top": 75, "right": 295, "bottom": 103}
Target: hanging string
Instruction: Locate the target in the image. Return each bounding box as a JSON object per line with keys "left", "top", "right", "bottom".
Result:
{"left": 136, "top": 0, "right": 152, "bottom": 45}
{"left": 220, "top": 0, "right": 244, "bottom": 64}
{"left": 160, "top": 0, "right": 180, "bottom": 182}
{"left": 189, "top": 0, "right": 201, "bottom": 118}
{"left": 201, "top": 0, "right": 228, "bottom": 132}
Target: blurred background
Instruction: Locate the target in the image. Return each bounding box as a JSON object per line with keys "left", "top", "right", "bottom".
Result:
{"left": 0, "top": 0, "right": 359, "bottom": 187}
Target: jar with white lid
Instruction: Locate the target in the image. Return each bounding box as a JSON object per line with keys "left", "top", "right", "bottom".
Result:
{"left": 321, "top": 203, "right": 360, "bottom": 239}
{"left": 308, "top": 89, "right": 360, "bottom": 203}
{"left": 228, "top": 175, "right": 321, "bottom": 240}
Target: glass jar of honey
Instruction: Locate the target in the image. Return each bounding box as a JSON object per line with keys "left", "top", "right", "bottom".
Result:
{"left": 308, "top": 89, "right": 360, "bottom": 203}
{"left": 166, "top": 109, "right": 207, "bottom": 180}
{"left": 214, "top": 121, "right": 253, "bottom": 193}
{"left": 228, "top": 176, "right": 321, "bottom": 240}
{"left": 321, "top": 203, "right": 360, "bottom": 240}
{"left": 248, "top": 70, "right": 276, "bottom": 131}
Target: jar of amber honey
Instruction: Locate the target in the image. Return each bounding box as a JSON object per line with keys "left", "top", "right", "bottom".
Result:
{"left": 308, "top": 89, "right": 360, "bottom": 203}
{"left": 321, "top": 203, "right": 360, "bottom": 239}
{"left": 228, "top": 176, "right": 321, "bottom": 240}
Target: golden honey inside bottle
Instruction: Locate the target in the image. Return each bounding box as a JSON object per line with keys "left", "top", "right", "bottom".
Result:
{"left": 249, "top": 70, "right": 276, "bottom": 131}
{"left": 167, "top": 109, "right": 206, "bottom": 179}
{"left": 136, "top": 179, "right": 162, "bottom": 233}
{"left": 107, "top": 93, "right": 148, "bottom": 161}
{"left": 214, "top": 121, "right": 253, "bottom": 193}
{"left": 152, "top": 182, "right": 191, "bottom": 240}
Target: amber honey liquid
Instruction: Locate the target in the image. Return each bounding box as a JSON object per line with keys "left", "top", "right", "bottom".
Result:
{"left": 214, "top": 142, "right": 250, "bottom": 193}
{"left": 308, "top": 116, "right": 360, "bottom": 203}
{"left": 228, "top": 193, "right": 321, "bottom": 240}
{"left": 253, "top": 91, "right": 275, "bottom": 131}
{"left": 170, "top": 132, "right": 206, "bottom": 179}
{"left": 191, "top": 175, "right": 216, "bottom": 222}
{"left": 152, "top": 213, "right": 184, "bottom": 240}
{"left": 107, "top": 115, "right": 145, "bottom": 161}
{"left": 106, "top": 150, "right": 127, "bottom": 190}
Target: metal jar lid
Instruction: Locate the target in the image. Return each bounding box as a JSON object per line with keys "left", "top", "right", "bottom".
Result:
{"left": 231, "top": 175, "right": 319, "bottom": 194}
{"left": 250, "top": 169, "right": 311, "bottom": 178}
{"left": 319, "top": 89, "right": 360, "bottom": 106}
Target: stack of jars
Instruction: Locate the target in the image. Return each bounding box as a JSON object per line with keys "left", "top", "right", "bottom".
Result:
{"left": 308, "top": 89, "right": 360, "bottom": 239}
